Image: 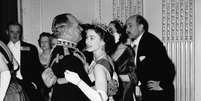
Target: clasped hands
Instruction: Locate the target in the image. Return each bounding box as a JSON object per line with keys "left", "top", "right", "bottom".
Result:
{"left": 42, "top": 68, "right": 57, "bottom": 87}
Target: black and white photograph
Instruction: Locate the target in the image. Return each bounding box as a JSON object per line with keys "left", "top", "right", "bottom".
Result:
{"left": 0, "top": 0, "right": 200, "bottom": 101}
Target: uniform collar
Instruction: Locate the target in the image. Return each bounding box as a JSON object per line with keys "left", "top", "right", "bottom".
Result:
{"left": 56, "top": 39, "right": 77, "bottom": 48}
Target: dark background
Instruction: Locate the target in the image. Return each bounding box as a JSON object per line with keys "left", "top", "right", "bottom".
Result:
{"left": 0, "top": 0, "right": 18, "bottom": 43}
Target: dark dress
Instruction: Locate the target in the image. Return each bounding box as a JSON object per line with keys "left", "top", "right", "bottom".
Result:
{"left": 0, "top": 41, "right": 30, "bottom": 101}
{"left": 49, "top": 44, "right": 92, "bottom": 101}
{"left": 113, "top": 46, "right": 137, "bottom": 101}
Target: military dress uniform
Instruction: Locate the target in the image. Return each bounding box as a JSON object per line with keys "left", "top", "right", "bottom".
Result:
{"left": 44, "top": 39, "right": 92, "bottom": 101}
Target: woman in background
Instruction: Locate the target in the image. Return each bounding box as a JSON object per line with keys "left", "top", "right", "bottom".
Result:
{"left": 108, "top": 20, "right": 125, "bottom": 44}
{"left": 64, "top": 24, "right": 118, "bottom": 101}
{"left": 38, "top": 32, "right": 52, "bottom": 101}
{"left": 109, "top": 20, "right": 138, "bottom": 101}
{"left": 38, "top": 32, "right": 52, "bottom": 68}
{"left": 50, "top": 34, "right": 57, "bottom": 49}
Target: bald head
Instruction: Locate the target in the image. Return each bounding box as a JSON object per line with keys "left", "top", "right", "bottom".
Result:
{"left": 126, "top": 15, "right": 149, "bottom": 32}
{"left": 52, "top": 13, "right": 79, "bottom": 32}
{"left": 125, "top": 15, "right": 149, "bottom": 40}
{"left": 51, "top": 13, "right": 83, "bottom": 43}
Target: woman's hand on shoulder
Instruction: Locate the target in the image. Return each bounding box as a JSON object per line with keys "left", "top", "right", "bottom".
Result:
{"left": 64, "top": 70, "right": 81, "bottom": 85}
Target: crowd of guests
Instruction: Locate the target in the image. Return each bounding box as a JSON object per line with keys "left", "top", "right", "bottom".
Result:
{"left": 0, "top": 13, "right": 176, "bottom": 101}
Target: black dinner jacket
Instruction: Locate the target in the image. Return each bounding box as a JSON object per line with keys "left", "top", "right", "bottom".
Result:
{"left": 136, "top": 32, "right": 175, "bottom": 100}
{"left": 20, "top": 41, "right": 43, "bottom": 88}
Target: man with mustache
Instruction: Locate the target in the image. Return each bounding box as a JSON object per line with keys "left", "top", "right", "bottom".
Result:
{"left": 125, "top": 15, "right": 176, "bottom": 101}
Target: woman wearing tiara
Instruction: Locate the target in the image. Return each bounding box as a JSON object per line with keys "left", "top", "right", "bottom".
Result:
{"left": 65, "top": 24, "right": 118, "bottom": 101}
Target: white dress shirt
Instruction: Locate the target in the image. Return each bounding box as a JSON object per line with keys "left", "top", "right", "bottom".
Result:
{"left": 130, "top": 32, "right": 144, "bottom": 64}
{"left": 129, "top": 33, "right": 144, "bottom": 100}
{"left": 8, "top": 41, "right": 22, "bottom": 79}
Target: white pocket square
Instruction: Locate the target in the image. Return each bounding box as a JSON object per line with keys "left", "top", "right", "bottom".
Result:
{"left": 139, "top": 56, "right": 146, "bottom": 61}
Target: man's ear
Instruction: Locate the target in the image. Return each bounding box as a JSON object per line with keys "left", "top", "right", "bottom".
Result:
{"left": 5, "top": 30, "right": 10, "bottom": 37}
{"left": 138, "top": 24, "right": 144, "bottom": 32}
{"left": 100, "top": 40, "right": 105, "bottom": 47}
{"left": 5, "top": 30, "right": 8, "bottom": 35}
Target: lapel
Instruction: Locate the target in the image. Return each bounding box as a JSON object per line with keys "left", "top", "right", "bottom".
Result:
{"left": 20, "top": 41, "right": 31, "bottom": 62}
{"left": 21, "top": 41, "right": 31, "bottom": 52}
{"left": 20, "top": 41, "right": 25, "bottom": 64}
{"left": 136, "top": 32, "right": 148, "bottom": 66}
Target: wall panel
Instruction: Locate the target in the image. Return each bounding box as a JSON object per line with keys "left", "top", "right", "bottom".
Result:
{"left": 162, "top": 0, "right": 195, "bottom": 101}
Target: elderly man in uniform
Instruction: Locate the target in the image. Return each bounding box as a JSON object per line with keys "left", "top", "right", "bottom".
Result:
{"left": 42, "top": 13, "right": 92, "bottom": 101}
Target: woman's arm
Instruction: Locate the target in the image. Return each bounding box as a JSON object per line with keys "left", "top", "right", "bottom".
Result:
{"left": 77, "top": 80, "right": 108, "bottom": 101}
{"left": 119, "top": 74, "right": 130, "bottom": 82}
{"left": 0, "top": 53, "right": 11, "bottom": 101}
{"left": 65, "top": 64, "right": 108, "bottom": 101}
{"left": 57, "top": 78, "right": 68, "bottom": 84}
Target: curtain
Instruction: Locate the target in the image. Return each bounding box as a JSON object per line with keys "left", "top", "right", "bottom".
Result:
{"left": 162, "top": 0, "right": 195, "bottom": 101}
{"left": 112, "top": 0, "right": 143, "bottom": 23}
{"left": 0, "top": 0, "right": 18, "bottom": 43}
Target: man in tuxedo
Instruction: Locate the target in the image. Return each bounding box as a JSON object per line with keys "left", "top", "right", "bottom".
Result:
{"left": 7, "top": 22, "right": 44, "bottom": 101}
{"left": 42, "top": 13, "right": 92, "bottom": 101}
{"left": 125, "top": 15, "right": 176, "bottom": 101}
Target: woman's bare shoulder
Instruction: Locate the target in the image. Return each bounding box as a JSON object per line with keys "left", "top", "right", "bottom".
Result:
{"left": 112, "top": 44, "right": 127, "bottom": 61}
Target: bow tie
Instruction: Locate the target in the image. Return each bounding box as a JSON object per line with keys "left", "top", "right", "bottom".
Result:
{"left": 130, "top": 42, "right": 137, "bottom": 48}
